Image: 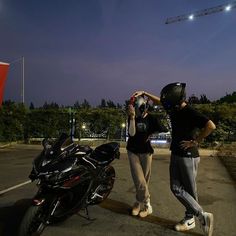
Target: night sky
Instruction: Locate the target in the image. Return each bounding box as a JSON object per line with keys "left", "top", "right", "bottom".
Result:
{"left": 1, "top": 0, "right": 236, "bottom": 106}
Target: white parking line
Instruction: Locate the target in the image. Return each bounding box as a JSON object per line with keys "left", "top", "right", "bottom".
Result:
{"left": 0, "top": 180, "right": 32, "bottom": 195}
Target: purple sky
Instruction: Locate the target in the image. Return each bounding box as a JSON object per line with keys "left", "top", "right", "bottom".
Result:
{"left": 1, "top": 0, "right": 236, "bottom": 106}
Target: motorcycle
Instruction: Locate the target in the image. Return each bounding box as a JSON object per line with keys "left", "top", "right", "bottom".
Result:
{"left": 18, "top": 133, "right": 120, "bottom": 236}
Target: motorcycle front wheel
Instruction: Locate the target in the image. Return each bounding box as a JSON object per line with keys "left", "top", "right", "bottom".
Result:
{"left": 18, "top": 205, "right": 46, "bottom": 236}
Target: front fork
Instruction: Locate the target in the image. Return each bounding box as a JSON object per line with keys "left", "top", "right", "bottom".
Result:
{"left": 31, "top": 188, "right": 61, "bottom": 224}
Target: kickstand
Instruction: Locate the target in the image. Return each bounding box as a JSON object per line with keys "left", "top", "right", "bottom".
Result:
{"left": 77, "top": 207, "right": 96, "bottom": 221}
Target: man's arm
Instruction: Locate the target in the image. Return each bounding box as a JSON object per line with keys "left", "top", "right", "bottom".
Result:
{"left": 180, "top": 120, "right": 216, "bottom": 149}
{"left": 195, "top": 120, "right": 216, "bottom": 144}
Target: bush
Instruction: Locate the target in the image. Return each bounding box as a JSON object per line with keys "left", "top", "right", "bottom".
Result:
{"left": 216, "top": 142, "right": 236, "bottom": 182}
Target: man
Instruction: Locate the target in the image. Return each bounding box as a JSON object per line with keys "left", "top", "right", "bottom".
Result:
{"left": 134, "top": 83, "right": 216, "bottom": 236}
{"left": 127, "top": 95, "right": 168, "bottom": 218}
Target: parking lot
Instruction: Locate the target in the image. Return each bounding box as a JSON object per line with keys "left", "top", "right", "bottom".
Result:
{"left": 0, "top": 144, "right": 236, "bottom": 236}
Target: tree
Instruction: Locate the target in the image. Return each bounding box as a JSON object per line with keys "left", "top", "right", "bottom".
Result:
{"left": 73, "top": 101, "right": 81, "bottom": 109}
{"left": 0, "top": 101, "right": 27, "bottom": 141}
{"left": 29, "top": 102, "right": 35, "bottom": 110}
{"left": 106, "top": 100, "right": 116, "bottom": 108}
{"left": 42, "top": 102, "right": 59, "bottom": 109}
{"left": 199, "top": 94, "right": 211, "bottom": 104}
{"left": 218, "top": 91, "right": 236, "bottom": 103}
{"left": 188, "top": 94, "right": 200, "bottom": 104}
{"left": 99, "top": 99, "right": 107, "bottom": 108}
{"left": 81, "top": 99, "right": 90, "bottom": 109}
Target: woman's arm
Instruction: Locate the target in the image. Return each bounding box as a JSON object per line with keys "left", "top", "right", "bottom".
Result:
{"left": 128, "top": 105, "right": 136, "bottom": 136}
{"left": 132, "top": 91, "right": 161, "bottom": 104}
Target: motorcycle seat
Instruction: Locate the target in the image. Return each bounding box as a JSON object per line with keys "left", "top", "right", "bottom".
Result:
{"left": 86, "top": 142, "right": 119, "bottom": 165}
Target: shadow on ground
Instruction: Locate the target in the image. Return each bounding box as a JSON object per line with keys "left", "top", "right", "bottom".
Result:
{"left": 100, "top": 198, "right": 202, "bottom": 236}
{"left": 0, "top": 199, "right": 31, "bottom": 236}
{"left": 0, "top": 198, "right": 202, "bottom": 236}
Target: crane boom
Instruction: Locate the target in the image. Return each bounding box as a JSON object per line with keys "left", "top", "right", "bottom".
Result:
{"left": 165, "top": 1, "right": 236, "bottom": 24}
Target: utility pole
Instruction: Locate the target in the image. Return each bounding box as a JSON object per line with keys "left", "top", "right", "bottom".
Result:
{"left": 22, "top": 56, "right": 25, "bottom": 104}
{"left": 10, "top": 56, "right": 25, "bottom": 104}
{"left": 69, "top": 107, "right": 76, "bottom": 140}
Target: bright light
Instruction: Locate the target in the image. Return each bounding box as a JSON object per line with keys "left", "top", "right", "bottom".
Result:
{"left": 188, "top": 14, "right": 194, "bottom": 20}
{"left": 151, "top": 140, "right": 167, "bottom": 144}
{"left": 225, "top": 5, "right": 232, "bottom": 11}
{"left": 82, "top": 124, "right": 86, "bottom": 129}
{"left": 121, "top": 123, "right": 125, "bottom": 128}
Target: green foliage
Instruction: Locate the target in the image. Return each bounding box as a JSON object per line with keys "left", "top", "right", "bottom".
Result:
{"left": 218, "top": 92, "right": 236, "bottom": 103}
{"left": 188, "top": 94, "right": 211, "bottom": 104}
{"left": 26, "top": 109, "right": 69, "bottom": 139}
{"left": 194, "top": 103, "right": 236, "bottom": 142}
{"left": 75, "top": 107, "right": 126, "bottom": 139}
{"left": 0, "top": 101, "right": 27, "bottom": 141}
{"left": 1, "top": 94, "right": 236, "bottom": 143}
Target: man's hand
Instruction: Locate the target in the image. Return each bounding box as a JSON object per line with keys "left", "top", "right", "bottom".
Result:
{"left": 180, "top": 140, "right": 198, "bottom": 150}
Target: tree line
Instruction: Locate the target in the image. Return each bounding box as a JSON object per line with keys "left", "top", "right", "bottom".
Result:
{"left": 0, "top": 92, "right": 236, "bottom": 143}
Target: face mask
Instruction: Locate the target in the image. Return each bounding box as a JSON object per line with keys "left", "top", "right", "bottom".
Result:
{"left": 135, "top": 104, "right": 146, "bottom": 117}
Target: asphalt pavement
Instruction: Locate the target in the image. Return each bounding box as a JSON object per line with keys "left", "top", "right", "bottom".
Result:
{"left": 0, "top": 144, "right": 235, "bottom": 236}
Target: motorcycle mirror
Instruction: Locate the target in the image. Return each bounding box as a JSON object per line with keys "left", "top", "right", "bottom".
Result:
{"left": 42, "top": 138, "right": 51, "bottom": 150}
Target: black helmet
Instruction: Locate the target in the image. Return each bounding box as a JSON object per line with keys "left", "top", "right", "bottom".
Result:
{"left": 160, "top": 82, "right": 186, "bottom": 111}
{"left": 134, "top": 96, "right": 149, "bottom": 117}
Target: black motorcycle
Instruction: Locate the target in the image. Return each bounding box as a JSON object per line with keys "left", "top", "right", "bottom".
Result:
{"left": 18, "top": 133, "right": 120, "bottom": 236}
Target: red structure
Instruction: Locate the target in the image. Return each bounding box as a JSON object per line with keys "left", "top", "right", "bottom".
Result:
{"left": 0, "top": 62, "right": 10, "bottom": 106}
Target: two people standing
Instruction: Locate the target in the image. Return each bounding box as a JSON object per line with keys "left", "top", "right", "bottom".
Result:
{"left": 126, "top": 82, "right": 216, "bottom": 236}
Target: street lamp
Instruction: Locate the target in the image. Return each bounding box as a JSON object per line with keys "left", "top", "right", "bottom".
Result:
{"left": 121, "top": 123, "right": 126, "bottom": 141}
{"left": 79, "top": 123, "right": 86, "bottom": 140}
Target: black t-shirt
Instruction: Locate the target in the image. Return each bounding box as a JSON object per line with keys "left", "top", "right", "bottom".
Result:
{"left": 126, "top": 113, "right": 168, "bottom": 154}
{"left": 170, "top": 105, "right": 209, "bottom": 157}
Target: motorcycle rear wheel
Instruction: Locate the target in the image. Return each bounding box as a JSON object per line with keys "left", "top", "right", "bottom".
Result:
{"left": 89, "top": 165, "right": 115, "bottom": 205}
{"left": 101, "top": 165, "right": 115, "bottom": 200}
{"left": 18, "top": 205, "right": 46, "bottom": 236}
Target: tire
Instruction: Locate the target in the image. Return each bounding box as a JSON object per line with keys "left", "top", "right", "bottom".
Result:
{"left": 18, "top": 205, "right": 46, "bottom": 236}
{"left": 49, "top": 193, "right": 74, "bottom": 224}
{"left": 89, "top": 165, "right": 115, "bottom": 205}
{"left": 101, "top": 165, "right": 115, "bottom": 200}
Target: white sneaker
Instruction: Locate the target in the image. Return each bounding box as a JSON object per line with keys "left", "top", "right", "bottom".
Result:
{"left": 139, "top": 203, "right": 153, "bottom": 218}
{"left": 199, "top": 212, "right": 214, "bottom": 236}
{"left": 175, "top": 217, "right": 195, "bottom": 231}
{"left": 131, "top": 202, "right": 141, "bottom": 216}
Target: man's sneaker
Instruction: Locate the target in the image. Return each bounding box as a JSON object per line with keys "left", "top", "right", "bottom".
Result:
{"left": 199, "top": 212, "right": 214, "bottom": 236}
{"left": 131, "top": 202, "right": 140, "bottom": 216}
{"left": 174, "top": 217, "right": 195, "bottom": 231}
{"left": 139, "top": 204, "right": 153, "bottom": 218}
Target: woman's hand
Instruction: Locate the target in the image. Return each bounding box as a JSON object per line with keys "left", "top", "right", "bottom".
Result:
{"left": 132, "top": 91, "right": 145, "bottom": 97}
{"left": 128, "top": 105, "right": 135, "bottom": 119}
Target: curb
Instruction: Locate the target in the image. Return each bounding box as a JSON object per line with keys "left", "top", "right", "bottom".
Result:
{"left": 0, "top": 142, "right": 17, "bottom": 149}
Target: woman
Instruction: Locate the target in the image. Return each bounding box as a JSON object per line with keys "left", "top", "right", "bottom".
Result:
{"left": 127, "top": 94, "right": 167, "bottom": 217}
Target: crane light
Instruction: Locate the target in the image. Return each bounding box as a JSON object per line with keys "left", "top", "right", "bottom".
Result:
{"left": 225, "top": 5, "right": 232, "bottom": 11}
{"left": 188, "top": 14, "right": 194, "bottom": 20}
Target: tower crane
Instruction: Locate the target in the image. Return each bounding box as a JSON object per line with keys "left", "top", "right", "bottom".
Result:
{"left": 165, "top": 1, "right": 236, "bottom": 24}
